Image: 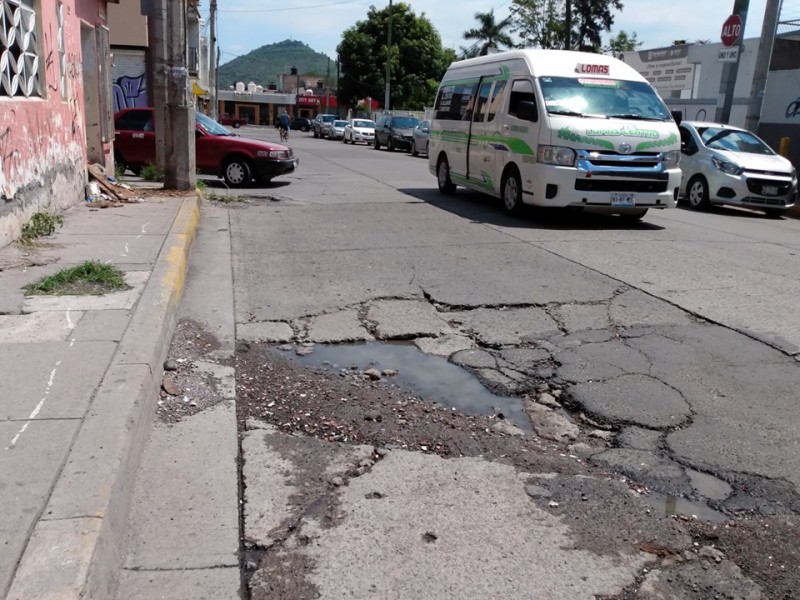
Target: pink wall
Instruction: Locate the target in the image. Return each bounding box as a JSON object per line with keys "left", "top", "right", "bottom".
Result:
{"left": 0, "top": 0, "right": 109, "bottom": 247}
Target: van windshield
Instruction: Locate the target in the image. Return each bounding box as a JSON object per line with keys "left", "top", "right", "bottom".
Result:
{"left": 391, "top": 117, "right": 420, "bottom": 129}
{"left": 539, "top": 76, "right": 671, "bottom": 121}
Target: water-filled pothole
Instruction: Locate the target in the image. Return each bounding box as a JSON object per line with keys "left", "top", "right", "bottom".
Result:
{"left": 292, "top": 342, "right": 531, "bottom": 429}
{"left": 643, "top": 491, "right": 728, "bottom": 523}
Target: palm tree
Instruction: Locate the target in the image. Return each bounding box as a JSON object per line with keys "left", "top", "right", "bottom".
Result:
{"left": 462, "top": 9, "right": 514, "bottom": 56}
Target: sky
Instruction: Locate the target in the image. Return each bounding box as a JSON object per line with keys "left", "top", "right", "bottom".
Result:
{"left": 214, "top": 0, "right": 778, "bottom": 66}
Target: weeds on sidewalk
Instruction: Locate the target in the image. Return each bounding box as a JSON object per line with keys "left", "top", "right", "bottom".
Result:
{"left": 25, "top": 261, "right": 130, "bottom": 296}
{"left": 141, "top": 163, "right": 165, "bottom": 182}
{"left": 20, "top": 211, "right": 64, "bottom": 245}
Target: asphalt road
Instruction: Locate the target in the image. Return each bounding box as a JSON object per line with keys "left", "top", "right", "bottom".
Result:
{"left": 215, "top": 125, "right": 800, "bottom": 597}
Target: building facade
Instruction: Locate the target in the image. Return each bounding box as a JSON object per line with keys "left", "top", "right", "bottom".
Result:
{"left": 0, "top": 0, "right": 116, "bottom": 248}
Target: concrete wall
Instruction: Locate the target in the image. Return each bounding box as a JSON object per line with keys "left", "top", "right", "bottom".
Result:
{"left": 107, "top": 0, "right": 146, "bottom": 47}
{"left": 0, "top": 0, "right": 92, "bottom": 248}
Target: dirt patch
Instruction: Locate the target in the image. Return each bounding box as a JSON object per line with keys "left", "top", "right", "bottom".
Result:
{"left": 157, "top": 319, "right": 230, "bottom": 423}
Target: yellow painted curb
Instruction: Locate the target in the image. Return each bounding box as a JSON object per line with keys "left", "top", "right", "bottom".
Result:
{"left": 162, "top": 197, "right": 200, "bottom": 306}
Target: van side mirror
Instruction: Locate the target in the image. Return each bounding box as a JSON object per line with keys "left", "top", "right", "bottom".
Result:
{"left": 517, "top": 100, "right": 538, "bottom": 122}
{"left": 671, "top": 109, "right": 683, "bottom": 125}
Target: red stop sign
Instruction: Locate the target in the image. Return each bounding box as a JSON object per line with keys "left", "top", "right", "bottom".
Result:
{"left": 721, "top": 14, "right": 743, "bottom": 47}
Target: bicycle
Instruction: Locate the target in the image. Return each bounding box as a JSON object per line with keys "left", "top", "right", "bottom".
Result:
{"left": 279, "top": 126, "right": 289, "bottom": 143}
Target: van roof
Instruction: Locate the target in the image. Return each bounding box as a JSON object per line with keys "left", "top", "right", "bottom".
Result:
{"left": 445, "top": 49, "right": 647, "bottom": 83}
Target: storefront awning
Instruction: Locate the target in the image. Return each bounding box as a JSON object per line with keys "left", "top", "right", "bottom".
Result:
{"left": 192, "top": 81, "right": 209, "bottom": 97}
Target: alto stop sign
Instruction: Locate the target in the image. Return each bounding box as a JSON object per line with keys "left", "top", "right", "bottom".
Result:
{"left": 721, "top": 14, "right": 743, "bottom": 47}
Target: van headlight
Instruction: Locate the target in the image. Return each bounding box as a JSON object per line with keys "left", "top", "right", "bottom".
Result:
{"left": 712, "top": 157, "right": 743, "bottom": 175}
{"left": 538, "top": 145, "right": 576, "bottom": 166}
{"left": 664, "top": 150, "right": 680, "bottom": 169}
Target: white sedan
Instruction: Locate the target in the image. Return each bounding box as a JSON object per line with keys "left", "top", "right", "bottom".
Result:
{"left": 343, "top": 119, "right": 376, "bottom": 145}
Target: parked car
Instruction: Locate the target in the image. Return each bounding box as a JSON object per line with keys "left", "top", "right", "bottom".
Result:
{"left": 374, "top": 114, "right": 420, "bottom": 151}
{"left": 114, "top": 108, "right": 297, "bottom": 187}
{"left": 343, "top": 119, "right": 376, "bottom": 145}
{"left": 328, "top": 119, "right": 348, "bottom": 140}
{"left": 291, "top": 117, "right": 312, "bottom": 132}
{"left": 411, "top": 120, "right": 430, "bottom": 157}
{"left": 312, "top": 113, "right": 337, "bottom": 138}
{"left": 218, "top": 112, "right": 247, "bottom": 128}
{"left": 678, "top": 121, "right": 798, "bottom": 218}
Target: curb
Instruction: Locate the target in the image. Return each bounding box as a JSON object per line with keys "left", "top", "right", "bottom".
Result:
{"left": 6, "top": 196, "right": 201, "bottom": 600}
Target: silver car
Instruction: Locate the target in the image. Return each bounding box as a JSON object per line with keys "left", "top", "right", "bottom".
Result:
{"left": 679, "top": 121, "right": 797, "bottom": 218}
{"left": 328, "top": 119, "right": 348, "bottom": 140}
{"left": 343, "top": 119, "right": 376, "bottom": 144}
{"left": 411, "top": 120, "right": 430, "bottom": 157}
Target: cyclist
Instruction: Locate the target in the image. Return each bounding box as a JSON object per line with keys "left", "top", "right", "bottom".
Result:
{"left": 278, "top": 110, "right": 290, "bottom": 142}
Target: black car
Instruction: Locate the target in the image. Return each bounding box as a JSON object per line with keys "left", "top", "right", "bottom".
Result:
{"left": 374, "top": 114, "right": 420, "bottom": 151}
{"left": 312, "top": 114, "right": 337, "bottom": 138}
{"left": 291, "top": 117, "right": 312, "bottom": 132}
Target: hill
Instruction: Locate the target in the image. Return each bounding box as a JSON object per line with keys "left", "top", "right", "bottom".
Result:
{"left": 218, "top": 40, "right": 334, "bottom": 89}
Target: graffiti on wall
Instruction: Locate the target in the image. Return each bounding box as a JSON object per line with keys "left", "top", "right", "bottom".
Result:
{"left": 112, "top": 74, "right": 148, "bottom": 112}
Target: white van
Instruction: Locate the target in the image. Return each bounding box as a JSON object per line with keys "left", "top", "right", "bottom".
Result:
{"left": 429, "top": 49, "right": 682, "bottom": 220}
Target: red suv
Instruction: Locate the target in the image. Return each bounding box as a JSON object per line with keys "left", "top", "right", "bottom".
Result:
{"left": 114, "top": 108, "right": 298, "bottom": 187}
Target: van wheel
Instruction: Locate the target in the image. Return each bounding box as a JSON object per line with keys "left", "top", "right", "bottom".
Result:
{"left": 501, "top": 168, "right": 524, "bottom": 216}
{"left": 437, "top": 157, "right": 456, "bottom": 195}
{"left": 388, "top": 138, "right": 395, "bottom": 151}
{"left": 374, "top": 138, "right": 381, "bottom": 150}
{"left": 686, "top": 175, "right": 710, "bottom": 211}
{"left": 223, "top": 157, "right": 252, "bottom": 188}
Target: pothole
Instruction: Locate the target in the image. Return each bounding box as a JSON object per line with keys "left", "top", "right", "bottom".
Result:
{"left": 642, "top": 491, "right": 729, "bottom": 523}
{"left": 289, "top": 341, "right": 530, "bottom": 430}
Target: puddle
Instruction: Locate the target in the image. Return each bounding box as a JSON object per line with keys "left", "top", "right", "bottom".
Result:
{"left": 686, "top": 469, "right": 733, "bottom": 501}
{"left": 290, "top": 342, "right": 531, "bottom": 430}
{"left": 642, "top": 491, "right": 728, "bottom": 523}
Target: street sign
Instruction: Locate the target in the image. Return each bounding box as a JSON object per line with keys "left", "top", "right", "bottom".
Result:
{"left": 718, "top": 47, "right": 740, "bottom": 62}
{"left": 721, "top": 14, "right": 743, "bottom": 47}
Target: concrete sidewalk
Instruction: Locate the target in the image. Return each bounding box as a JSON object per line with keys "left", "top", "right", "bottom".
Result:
{"left": 0, "top": 194, "right": 199, "bottom": 599}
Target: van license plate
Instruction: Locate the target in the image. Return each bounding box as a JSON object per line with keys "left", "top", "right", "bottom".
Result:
{"left": 762, "top": 185, "right": 778, "bottom": 196}
{"left": 611, "top": 193, "right": 636, "bottom": 207}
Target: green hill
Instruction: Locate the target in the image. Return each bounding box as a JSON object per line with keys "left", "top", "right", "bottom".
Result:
{"left": 218, "top": 40, "right": 334, "bottom": 89}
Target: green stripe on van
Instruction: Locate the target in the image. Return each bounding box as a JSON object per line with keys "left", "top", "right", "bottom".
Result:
{"left": 431, "top": 129, "right": 535, "bottom": 156}
{"left": 441, "top": 65, "right": 510, "bottom": 87}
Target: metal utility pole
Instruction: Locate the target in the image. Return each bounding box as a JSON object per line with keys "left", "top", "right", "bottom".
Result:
{"left": 716, "top": 0, "right": 750, "bottom": 124}
{"left": 209, "top": 0, "right": 218, "bottom": 119}
{"left": 744, "top": 0, "right": 782, "bottom": 133}
{"left": 384, "top": 0, "right": 392, "bottom": 110}
{"left": 165, "top": 0, "right": 196, "bottom": 189}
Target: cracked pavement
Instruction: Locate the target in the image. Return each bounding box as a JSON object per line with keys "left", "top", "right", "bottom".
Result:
{"left": 220, "top": 133, "right": 800, "bottom": 597}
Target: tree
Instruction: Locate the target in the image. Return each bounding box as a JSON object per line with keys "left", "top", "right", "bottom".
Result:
{"left": 510, "top": 0, "right": 624, "bottom": 52}
{"left": 605, "top": 30, "right": 641, "bottom": 55}
{"left": 337, "top": 3, "right": 451, "bottom": 111}
{"left": 462, "top": 9, "right": 514, "bottom": 56}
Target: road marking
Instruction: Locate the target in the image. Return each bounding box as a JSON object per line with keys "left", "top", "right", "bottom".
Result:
{"left": 6, "top": 361, "right": 62, "bottom": 449}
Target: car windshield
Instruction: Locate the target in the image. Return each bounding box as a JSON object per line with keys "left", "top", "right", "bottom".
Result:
{"left": 539, "top": 76, "right": 672, "bottom": 120}
{"left": 196, "top": 112, "right": 232, "bottom": 136}
{"left": 697, "top": 127, "right": 775, "bottom": 155}
{"left": 353, "top": 120, "right": 375, "bottom": 128}
{"left": 333, "top": 120, "right": 348, "bottom": 127}
{"left": 391, "top": 117, "right": 420, "bottom": 128}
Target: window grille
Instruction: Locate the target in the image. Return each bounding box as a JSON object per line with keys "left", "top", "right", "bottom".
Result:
{"left": 0, "top": 0, "right": 41, "bottom": 98}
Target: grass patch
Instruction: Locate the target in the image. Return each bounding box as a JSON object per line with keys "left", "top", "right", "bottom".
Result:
{"left": 25, "top": 261, "right": 130, "bottom": 296}
{"left": 20, "top": 211, "right": 64, "bottom": 245}
{"left": 196, "top": 179, "right": 207, "bottom": 192}
{"left": 141, "top": 163, "right": 165, "bottom": 182}
{"left": 205, "top": 191, "right": 246, "bottom": 203}
{"left": 114, "top": 163, "right": 126, "bottom": 179}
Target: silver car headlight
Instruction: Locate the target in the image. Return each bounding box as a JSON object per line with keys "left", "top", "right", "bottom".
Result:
{"left": 538, "top": 145, "right": 576, "bottom": 166}
{"left": 712, "top": 156, "right": 743, "bottom": 175}
{"left": 663, "top": 150, "right": 680, "bottom": 169}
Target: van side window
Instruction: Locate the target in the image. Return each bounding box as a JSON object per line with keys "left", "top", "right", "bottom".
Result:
{"left": 509, "top": 80, "right": 537, "bottom": 122}
{"left": 486, "top": 80, "right": 506, "bottom": 121}
{"left": 472, "top": 81, "right": 492, "bottom": 123}
{"left": 435, "top": 82, "right": 476, "bottom": 120}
